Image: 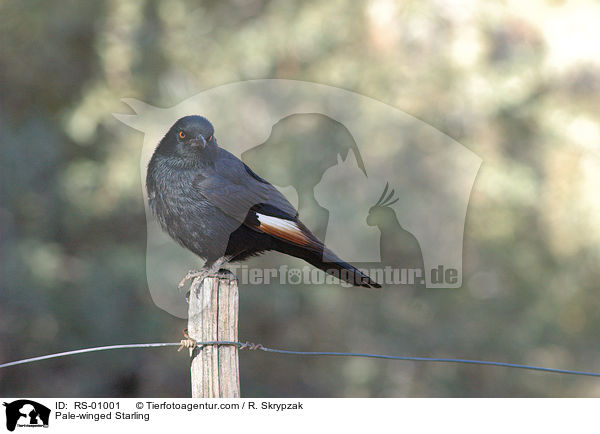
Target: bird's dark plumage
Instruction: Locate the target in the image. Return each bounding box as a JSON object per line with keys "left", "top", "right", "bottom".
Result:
{"left": 146, "top": 115, "right": 380, "bottom": 288}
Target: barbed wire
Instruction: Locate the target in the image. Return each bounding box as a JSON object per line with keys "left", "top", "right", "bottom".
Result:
{"left": 1, "top": 340, "right": 599, "bottom": 378}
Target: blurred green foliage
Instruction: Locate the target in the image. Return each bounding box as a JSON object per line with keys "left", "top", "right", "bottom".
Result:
{"left": 2, "top": 0, "right": 600, "bottom": 397}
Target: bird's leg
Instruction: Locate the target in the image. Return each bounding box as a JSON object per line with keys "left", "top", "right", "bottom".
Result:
{"left": 178, "top": 255, "right": 235, "bottom": 289}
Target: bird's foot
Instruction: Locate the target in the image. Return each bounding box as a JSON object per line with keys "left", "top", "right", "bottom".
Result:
{"left": 178, "top": 257, "right": 236, "bottom": 300}
{"left": 178, "top": 269, "right": 210, "bottom": 289}
{"left": 177, "top": 329, "right": 197, "bottom": 352}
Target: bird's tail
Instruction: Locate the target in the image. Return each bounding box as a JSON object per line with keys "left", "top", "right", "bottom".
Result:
{"left": 303, "top": 247, "right": 382, "bottom": 288}
{"left": 267, "top": 221, "right": 381, "bottom": 288}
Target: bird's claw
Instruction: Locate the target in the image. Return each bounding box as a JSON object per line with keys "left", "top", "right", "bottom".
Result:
{"left": 178, "top": 269, "right": 208, "bottom": 289}
{"left": 177, "top": 329, "right": 197, "bottom": 352}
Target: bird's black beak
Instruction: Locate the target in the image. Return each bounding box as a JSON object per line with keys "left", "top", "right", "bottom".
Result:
{"left": 190, "top": 136, "right": 206, "bottom": 148}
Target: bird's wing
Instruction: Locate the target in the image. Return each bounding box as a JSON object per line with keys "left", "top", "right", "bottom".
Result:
{"left": 243, "top": 203, "right": 323, "bottom": 251}
{"left": 192, "top": 150, "right": 323, "bottom": 251}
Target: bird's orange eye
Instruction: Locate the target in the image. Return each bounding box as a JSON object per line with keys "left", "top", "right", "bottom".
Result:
{"left": 179, "top": 131, "right": 186, "bottom": 139}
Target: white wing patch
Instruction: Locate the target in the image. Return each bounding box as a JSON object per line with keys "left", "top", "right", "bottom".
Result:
{"left": 257, "top": 214, "right": 300, "bottom": 231}
{"left": 255, "top": 213, "right": 314, "bottom": 247}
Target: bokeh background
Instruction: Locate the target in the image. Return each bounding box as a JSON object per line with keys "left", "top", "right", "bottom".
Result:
{"left": 2, "top": 0, "right": 600, "bottom": 397}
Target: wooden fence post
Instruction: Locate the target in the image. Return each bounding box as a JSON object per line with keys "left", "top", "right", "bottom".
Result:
{"left": 187, "top": 271, "right": 240, "bottom": 398}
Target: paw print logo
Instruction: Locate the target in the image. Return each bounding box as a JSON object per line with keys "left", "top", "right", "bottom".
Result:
{"left": 287, "top": 269, "right": 302, "bottom": 285}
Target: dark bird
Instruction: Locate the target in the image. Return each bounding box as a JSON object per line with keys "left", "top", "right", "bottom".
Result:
{"left": 146, "top": 115, "right": 380, "bottom": 288}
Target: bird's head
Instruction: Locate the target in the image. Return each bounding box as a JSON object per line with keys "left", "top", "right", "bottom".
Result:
{"left": 158, "top": 115, "right": 217, "bottom": 160}
{"left": 366, "top": 183, "right": 399, "bottom": 227}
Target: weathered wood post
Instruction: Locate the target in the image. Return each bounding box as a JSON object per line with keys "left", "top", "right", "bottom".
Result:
{"left": 187, "top": 271, "right": 240, "bottom": 398}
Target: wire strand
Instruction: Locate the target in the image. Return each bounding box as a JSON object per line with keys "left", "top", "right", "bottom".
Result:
{"left": 0, "top": 343, "right": 180, "bottom": 369}
{"left": 1, "top": 341, "right": 599, "bottom": 378}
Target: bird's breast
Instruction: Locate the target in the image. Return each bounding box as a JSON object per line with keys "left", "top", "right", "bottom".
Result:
{"left": 146, "top": 162, "right": 237, "bottom": 258}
